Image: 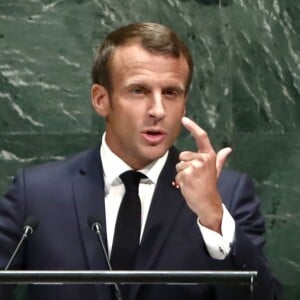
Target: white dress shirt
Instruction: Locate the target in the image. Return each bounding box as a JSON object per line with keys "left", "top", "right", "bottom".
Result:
{"left": 100, "top": 134, "right": 235, "bottom": 260}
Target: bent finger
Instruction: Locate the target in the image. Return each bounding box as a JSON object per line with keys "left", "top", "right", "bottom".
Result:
{"left": 216, "top": 147, "right": 232, "bottom": 177}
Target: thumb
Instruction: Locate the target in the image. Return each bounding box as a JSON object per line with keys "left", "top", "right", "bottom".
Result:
{"left": 216, "top": 147, "right": 232, "bottom": 177}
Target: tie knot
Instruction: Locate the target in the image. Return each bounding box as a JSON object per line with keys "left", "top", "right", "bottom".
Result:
{"left": 120, "top": 170, "right": 145, "bottom": 192}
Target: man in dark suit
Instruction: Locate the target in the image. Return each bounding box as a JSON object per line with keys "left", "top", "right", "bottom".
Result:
{"left": 0, "top": 22, "right": 281, "bottom": 300}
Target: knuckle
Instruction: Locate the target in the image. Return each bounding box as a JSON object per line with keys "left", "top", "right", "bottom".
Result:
{"left": 179, "top": 151, "right": 193, "bottom": 161}
{"left": 191, "top": 160, "right": 201, "bottom": 169}
{"left": 184, "top": 167, "right": 193, "bottom": 175}
{"left": 196, "top": 130, "right": 208, "bottom": 140}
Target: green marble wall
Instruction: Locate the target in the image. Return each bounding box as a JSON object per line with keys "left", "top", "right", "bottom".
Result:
{"left": 0, "top": 0, "right": 299, "bottom": 299}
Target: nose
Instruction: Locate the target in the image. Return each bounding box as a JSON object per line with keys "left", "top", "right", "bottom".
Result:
{"left": 148, "top": 93, "right": 166, "bottom": 121}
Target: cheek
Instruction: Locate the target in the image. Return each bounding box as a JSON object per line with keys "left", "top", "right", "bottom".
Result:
{"left": 168, "top": 109, "right": 184, "bottom": 135}
{"left": 168, "top": 105, "right": 185, "bottom": 124}
{"left": 113, "top": 112, "right": 140, "bottom": 137}
{"left": 167, "top": 99, "right": 186, "bottom": 113}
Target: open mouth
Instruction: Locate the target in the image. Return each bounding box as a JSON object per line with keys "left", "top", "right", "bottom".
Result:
{"left": 146, "top": 130, "right": 161, "bottom": 136}
{"left": 142, "top": 129, "right": 166, "bottom": 144}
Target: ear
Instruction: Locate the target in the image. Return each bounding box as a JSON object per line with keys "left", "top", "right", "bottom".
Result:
{"left": 91, "top": 84, "right": 109, "bottom": 117}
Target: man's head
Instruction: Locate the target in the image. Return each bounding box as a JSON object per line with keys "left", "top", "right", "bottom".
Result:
{"left": 91, "top": 23, "right": 193, "bottom": 169}
{"left": 92, "top": 22, "right": 193, "bottom": 93}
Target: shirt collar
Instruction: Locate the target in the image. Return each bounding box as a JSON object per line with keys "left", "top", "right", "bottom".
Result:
{"left": 100, "top": 133, "right": 168, "bottom": 186}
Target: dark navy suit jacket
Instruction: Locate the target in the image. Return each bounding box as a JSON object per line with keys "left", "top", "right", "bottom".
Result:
{"left": 0, "top": 146, "right": 281, "bottom": 300}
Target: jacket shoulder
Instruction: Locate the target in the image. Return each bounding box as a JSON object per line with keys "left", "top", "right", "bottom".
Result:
{"left": 18, "top": 146, "right": 100, "bottom": 183}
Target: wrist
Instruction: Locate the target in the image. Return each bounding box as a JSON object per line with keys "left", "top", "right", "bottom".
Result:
{"left": 198, "top": 203, "right": 223, "bottom": 234}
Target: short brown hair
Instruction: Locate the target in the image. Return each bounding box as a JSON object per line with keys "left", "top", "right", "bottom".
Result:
{"left": 91, "top": 22, "right": 193, "bottom": 93}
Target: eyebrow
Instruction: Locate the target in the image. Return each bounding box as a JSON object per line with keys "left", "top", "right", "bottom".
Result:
{"left": 162, "top": 85, "right": 185, "bottom": 94}
{"left": 125, "top": 82, "right": 186, "bottom": 93}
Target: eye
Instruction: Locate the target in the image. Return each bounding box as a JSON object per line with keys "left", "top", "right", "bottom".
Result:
{"left": 163, "top": 89, "right": 179, "bottom": 99}
{"left": 131, "top": 86, "right": 147, "bottom": 95}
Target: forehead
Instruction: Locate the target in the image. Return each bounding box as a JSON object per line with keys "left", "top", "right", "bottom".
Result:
{"left": 108, "top": 42, "right": 190, "bottom": 86}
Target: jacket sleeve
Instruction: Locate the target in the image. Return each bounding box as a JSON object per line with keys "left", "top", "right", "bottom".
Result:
{"left": 216, "top": 171, "right": 282, "bottom": 300}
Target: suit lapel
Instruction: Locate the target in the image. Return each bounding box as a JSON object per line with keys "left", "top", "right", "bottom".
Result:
{"left": 130, "top": 147, "right": 184, "bottom": 299}
{"left": 71, "top": 146, "right": 184, "bottom": 300}
{"left": 72, "top": 146, "right": 112, "bottom": 300}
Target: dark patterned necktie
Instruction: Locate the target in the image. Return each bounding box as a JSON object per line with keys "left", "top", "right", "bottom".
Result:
{"left": 110, "top": 170, "right": 145, "bottom": 270}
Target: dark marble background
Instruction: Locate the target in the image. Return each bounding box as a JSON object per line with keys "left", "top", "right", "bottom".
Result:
{"left": 0, "top": 0, "right": 299, "bottom": 299}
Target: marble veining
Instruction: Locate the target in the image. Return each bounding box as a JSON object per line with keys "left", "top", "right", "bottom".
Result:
{"left": 0, "top": 0, "right": 299, "bottom": 299}
{"left": 0, "top": 92, "right": 44, "bottom": 128}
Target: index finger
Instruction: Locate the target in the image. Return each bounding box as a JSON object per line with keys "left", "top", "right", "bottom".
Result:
{"left": 181, "top": 116, "right": 214, "bottom": 153}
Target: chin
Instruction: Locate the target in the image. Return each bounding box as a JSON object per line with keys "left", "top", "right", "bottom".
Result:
{"left": 143, "top": 147, "right": 168, "bottom": 162}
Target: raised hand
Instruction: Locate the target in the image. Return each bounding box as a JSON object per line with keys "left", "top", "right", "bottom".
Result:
{"left": 175, "top": 117, "right": 232, "bottom": 233}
